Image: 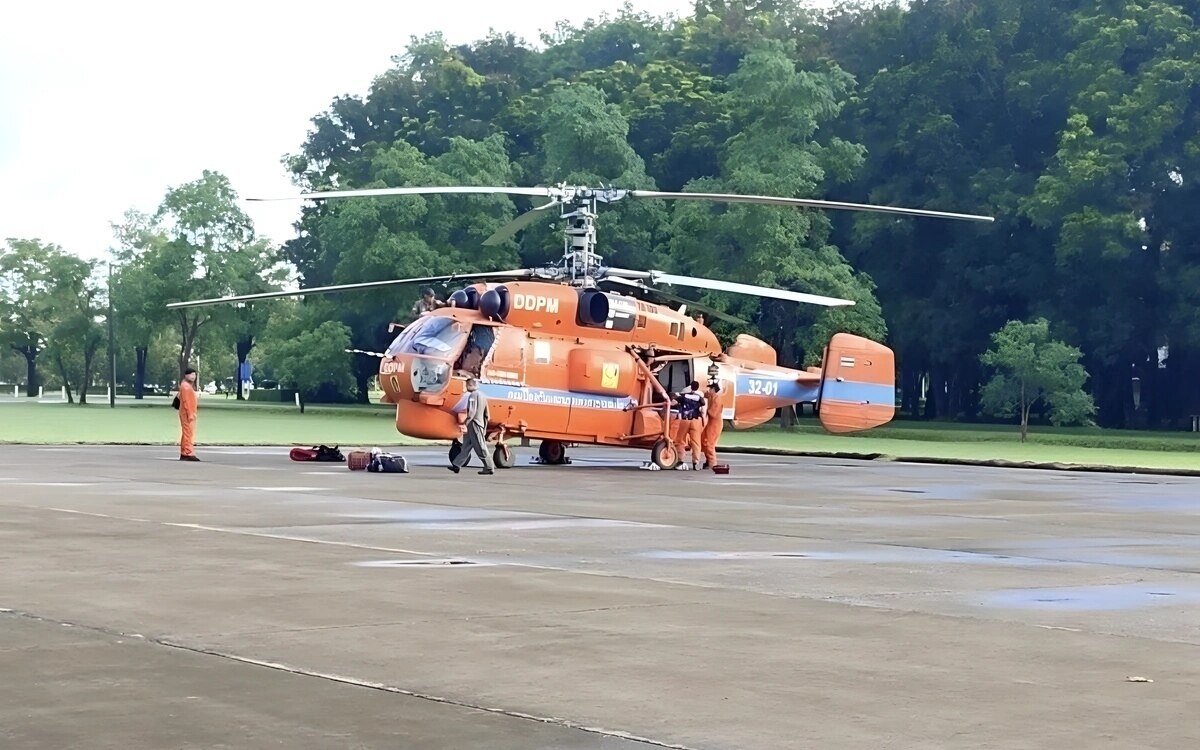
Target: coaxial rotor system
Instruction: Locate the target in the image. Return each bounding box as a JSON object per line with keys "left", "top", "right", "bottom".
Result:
{"left": 166, "top": 183, "right": 992, "bottom": 311}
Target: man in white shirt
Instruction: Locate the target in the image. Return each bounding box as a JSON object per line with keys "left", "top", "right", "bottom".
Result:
{"left": 448, "top": 377, "right": 495, "bottom": 475}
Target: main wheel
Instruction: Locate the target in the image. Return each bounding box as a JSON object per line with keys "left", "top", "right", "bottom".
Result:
{"left": 449, "top": 439, "right": 467, "bottom": 466}
{"left": 651, "top": 438, "right": 680, "bottom": 470}
{"left": 538, "top": 440, "right": 567, "bottom": 465}
{"left": 493, "top": 443, "right": 515, "bottom": 469}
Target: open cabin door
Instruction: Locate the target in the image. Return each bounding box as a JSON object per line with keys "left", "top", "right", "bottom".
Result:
{"left": 481, "top": 325, "right": 524, "bottom": 384}
{"left": 655, "top": 359, "right": 692, "bottom": 395}
{"left": 707, "top": 359, "right": 737, "bottom": 420}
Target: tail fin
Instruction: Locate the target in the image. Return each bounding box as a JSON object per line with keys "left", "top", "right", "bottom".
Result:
{"left": 818, "top": 333, "right": 895, "bottom": 434}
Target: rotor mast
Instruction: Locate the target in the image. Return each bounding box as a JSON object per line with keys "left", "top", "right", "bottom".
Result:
{"left": 561, "top": 198, "right": 601, "bottom": 286}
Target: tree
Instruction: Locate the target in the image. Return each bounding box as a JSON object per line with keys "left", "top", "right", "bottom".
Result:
{"left": 667, "top": 41, "right": 885, "bottom": 372}
{"left": 979, "top": 318, "right": 1096, "bottom": 441}
{"left": 0, "top": 239, "right": 53, "bottom": 396}
{"left": 111, "top": 211, "right": 170, "bottom": 399}
{"left": 256, "top": 302, "right": 355, "bottom": 402}
{"left": 114, "top": 172, "right": 282, "bottom": 387}
{"left": 524, "top": 82, "right": 669, "bottom": 270}
{"left": 825, "top": 0, "right": 1079, "bottom": 421}
{"left": 39, "top": 258, "right": 105, "bottom": 404}
{"left": 287, "top": 136, "right": 524, "bottom": 402}
{"left": 0, "top": 239, "right": 101, "bottom": 400}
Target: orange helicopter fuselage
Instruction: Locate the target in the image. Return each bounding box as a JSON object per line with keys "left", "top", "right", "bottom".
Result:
{"left": 376, "top": 281, "right": 895, "bottom": 447}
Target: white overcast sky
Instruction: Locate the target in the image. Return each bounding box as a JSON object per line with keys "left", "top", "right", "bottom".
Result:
{"left": 1, "top": 0, "right": 837, "bottom": 261}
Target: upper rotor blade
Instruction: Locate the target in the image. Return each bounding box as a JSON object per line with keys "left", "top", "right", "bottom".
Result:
{"left": 601, "top": 276, "right": 749, "bottom": 326}
{"left": 246, "top": 186, "right": 558, "bottom": 202}
{"left": 648, "top": 271, "right": 855, "bottom": 307}
{"left": 629, "top": 190, "right": 994, "bottom": 223}
{"left": 164, "top": 270, "right": 531, "bottom": 309}
{"left": 482, "top": 200, "right": 560, "bottom": 247}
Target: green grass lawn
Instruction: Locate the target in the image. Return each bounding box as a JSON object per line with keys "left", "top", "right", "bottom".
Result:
{"left": 1, "top": 397, "right": 1198, "bottom": 471}
{"left": 0, "top": 397, "right": 422, "bottom": 449}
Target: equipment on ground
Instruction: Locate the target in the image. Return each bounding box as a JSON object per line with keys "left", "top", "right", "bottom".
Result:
{"left": 167, "top": 183, "right": 992, "bottom": 469}
{"left": 289, "top": 444, "right": 345, "bottom": 462}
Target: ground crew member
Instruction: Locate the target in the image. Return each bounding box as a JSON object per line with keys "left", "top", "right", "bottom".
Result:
{"left": 701, "top": 380, "right": 724, "bottom": 469}
{"left": 411, "top": 287, "right": 444, "bottom": 319}
{"left": 177, "top": 367, "right": 200, "bottom": 461}
{"left": 672, "top": 381, "right": 705, "bottom": 470}
{"left": 448, "top": 377, "right": 495, "bottom": 475}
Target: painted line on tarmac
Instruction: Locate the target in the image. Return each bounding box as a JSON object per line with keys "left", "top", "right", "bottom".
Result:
{"left": 0, "top": 604, "right": 696, "bottom": 750}
{"left": 159, "top": 645, "right": 698, "bottom": 750}
{"left": 30, "top": 505, "right": 435, "bottom": 557}
{"left": 236, "top": 486, "right": 324, "bottom": 492}
{"left": 18, "top": 482, "right": 96, "bottom": 487}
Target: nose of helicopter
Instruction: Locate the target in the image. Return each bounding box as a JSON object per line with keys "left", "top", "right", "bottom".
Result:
{"left": 378, "top": 354, "right": 457, "bottom": 402}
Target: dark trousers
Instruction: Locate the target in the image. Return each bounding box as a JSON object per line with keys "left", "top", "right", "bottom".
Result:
{"left": 454, "top": 423, "right": 494, "bottom": 470}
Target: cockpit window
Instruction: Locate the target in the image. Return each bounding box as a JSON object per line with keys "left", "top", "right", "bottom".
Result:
{"left": 385, "top": 317, "right": 467, "bottom": 359}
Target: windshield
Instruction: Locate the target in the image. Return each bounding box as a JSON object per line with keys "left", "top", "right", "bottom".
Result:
{"left": 386, "top": 317, "right": 468, "bottom": 359}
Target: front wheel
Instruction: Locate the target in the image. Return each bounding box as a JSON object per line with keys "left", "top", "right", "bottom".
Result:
{"left": 493, "top": 443, "right": 515, "bottom": 469}
{"left": 538, "top": 440, "right": 567, "bottom": 465}
{"left": 651, "top": 438, "right": 680, "bottom": 470}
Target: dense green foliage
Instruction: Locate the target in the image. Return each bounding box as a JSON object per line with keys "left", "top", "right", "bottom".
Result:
{"left": 979, "top": 318, "right": 1097, "bottom": 440}
{"left": 5, "top": 0, "right": 1200, "bottom": 432}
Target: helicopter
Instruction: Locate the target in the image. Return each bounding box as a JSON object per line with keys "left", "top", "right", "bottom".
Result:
{"left": 167, "top": 184, "right": 992, "bottom": 469}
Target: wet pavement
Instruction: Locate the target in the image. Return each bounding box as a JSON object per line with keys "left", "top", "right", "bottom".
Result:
{"left": 2, "top": 444, "right": 1199, "bottom": 748}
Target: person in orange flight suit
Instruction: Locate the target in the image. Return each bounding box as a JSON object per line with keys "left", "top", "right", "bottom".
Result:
{"left": 672, "top": 381, "right": 705, "bottom": 470}
{"left": 701, "top": 380, "right": 725, "bottom": 470}
{"left": 177, "top": 367, "right": 200, "bottom": 461}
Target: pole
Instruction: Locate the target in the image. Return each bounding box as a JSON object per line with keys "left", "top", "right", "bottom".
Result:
{"left": 108, "top": 261, "right": 116, "bottom": 408}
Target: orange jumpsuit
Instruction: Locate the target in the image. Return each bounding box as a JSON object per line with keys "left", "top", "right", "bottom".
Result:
{"left": 179, "top": 381, "right": 198, "bottom": 457}
{"left": 672, "top": 393, "right": 704, "bottom": 466}
{"left": 701, "top": 387, "right": 724, "bottom": 468}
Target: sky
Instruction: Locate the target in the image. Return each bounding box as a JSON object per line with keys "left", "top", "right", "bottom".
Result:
{"left": 1, "top": 0, "right": 723, "bottom": 261}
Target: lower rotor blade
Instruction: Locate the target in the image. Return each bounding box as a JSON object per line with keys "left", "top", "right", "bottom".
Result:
{"left": 601, "top": 277, "right": 750, "bottom": 326}
{"left": 165, "top": 270, "right": 532, "bottom": 309}
{"left": 648, "top": 271, "right": 855, "bottom": 307}
{"left": 482, "top": 200, "right": 560, "bottom": 246}
{"left": 629, "top": 190, "right": 994, "bottom": 223}
{"left": 247, "top": 186, "right": 559, "bottom": 202}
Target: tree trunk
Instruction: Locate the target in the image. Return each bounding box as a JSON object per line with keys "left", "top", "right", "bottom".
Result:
{"left": 21, "top": 348, "right": 37, "bottom": 397}
{"left": 54, "top": 353, "right": 75, "bottom": 405}
{"left": 354, "top": 367, "right": 372, "bottom": 404}
{"left": 1019, "top": 381, "right": 1028, "bottom": 442}
{"left": 236, "top": 336, "right": 253, "bottom": 401}
{"left": 178, "top": 314, "right": 202, "bottom": 380}
{"left": 134, "top": 346, "right": 147, "bottom": 399}
{"left": 771, "top": 323, "right": 801, "bottom": 429}
{"left": 1092, "top": 362, "right": 1127, "bottom": 428}
{"left": 900, "top": 363, "right": 919, "bottom": 418}
{"left": 80, "top": 346, "right": 97, "bottom": 405}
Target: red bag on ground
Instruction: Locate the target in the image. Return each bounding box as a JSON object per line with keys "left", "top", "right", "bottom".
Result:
{"left": 347, "top": 450, "right": 371, "bottom": 471}
{"left": 290, "top": 447, "right": 318, "bottom": 462}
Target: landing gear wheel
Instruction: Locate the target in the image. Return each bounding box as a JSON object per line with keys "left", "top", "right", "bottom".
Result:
{"left": 493, "top": 443, "right": 515, "bottom": 469}
{"left": 538, "top": 440, "right": 567, "bottom": 465}
{"left": 651, "top": 438, "right": 680, "bottom": 470}
{"left": 449, "top": 439, "right": 467, "bottom": 466}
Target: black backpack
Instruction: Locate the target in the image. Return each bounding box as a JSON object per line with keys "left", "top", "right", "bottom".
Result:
{"left": 677, "top": 393, "right": 702, "bottom": 420}
{"left": 314, "top": 444, "right": 344, "bottom": 462}
{"left": 368, "top": 453, "right": 408, "bottom": 473}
